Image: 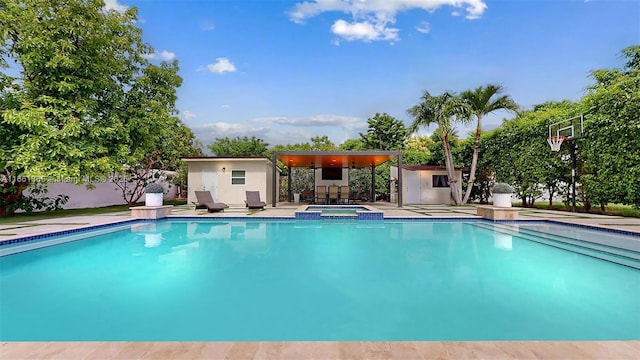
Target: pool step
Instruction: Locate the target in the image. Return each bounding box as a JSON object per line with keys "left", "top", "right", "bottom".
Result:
{"left": 490, "top": 223, "right": 640, "bottom": 260}
{"left": 473, "top": 222, "right": 640, "bottom": 269}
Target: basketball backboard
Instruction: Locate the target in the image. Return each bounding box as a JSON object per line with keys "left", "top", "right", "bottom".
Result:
{"left": 549, "top": 114, "right": 584, "bottom": 140}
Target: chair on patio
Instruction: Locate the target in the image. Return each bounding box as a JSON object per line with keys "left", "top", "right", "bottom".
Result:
{"left": 339, "top": 186, "right": 350, "bottom": 204}
{"left": 301, "top": 189, "right": 315, "bottom": 203}
{"left": 194, "top": 191, "right": 229, "bottom": 213}
{"left": 316, "top": 186, "right": 327, "bottom": 204}
{"left": 245, "top": 191, "right": 267, "bottom": 210}
{"left": 328, "top": 185, "right": 339, "bottom": 204}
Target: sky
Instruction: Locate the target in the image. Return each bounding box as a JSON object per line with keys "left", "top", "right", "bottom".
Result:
{"left": 111, "top": 0, "right": 639, "bottom": 148}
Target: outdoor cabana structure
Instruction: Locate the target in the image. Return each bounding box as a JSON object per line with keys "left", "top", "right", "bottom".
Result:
{"left": 272, "top": 151, "right": 403, "bottom": 207}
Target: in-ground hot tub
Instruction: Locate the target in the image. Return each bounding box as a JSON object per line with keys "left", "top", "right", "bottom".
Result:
{"left": 295, "top": 205, "right": 383, "bottom": 220}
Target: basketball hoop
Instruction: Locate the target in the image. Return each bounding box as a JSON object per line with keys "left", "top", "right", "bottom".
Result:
{"left": 547, "top": 136, "right": 566, "bottom": 152}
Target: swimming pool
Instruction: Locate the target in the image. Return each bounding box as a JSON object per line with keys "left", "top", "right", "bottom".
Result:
{"left": 0, "top": 219, "right": 638, "bottom": 341}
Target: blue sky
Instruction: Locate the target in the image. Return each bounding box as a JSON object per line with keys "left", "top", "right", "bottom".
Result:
{"left": 111, "top": 0, "right": 639, "bottom": 147}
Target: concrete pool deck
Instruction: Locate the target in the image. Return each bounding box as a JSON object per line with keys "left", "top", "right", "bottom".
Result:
{"left": 1, "top": 203, "right": 639, "bottom": 359}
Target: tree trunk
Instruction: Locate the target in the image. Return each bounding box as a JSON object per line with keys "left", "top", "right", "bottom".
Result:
{"left": 462, "top": 116, "right": 482, "bottom": 204}
{"left": 442, "top": 134, "right": 462, "bottom": 205}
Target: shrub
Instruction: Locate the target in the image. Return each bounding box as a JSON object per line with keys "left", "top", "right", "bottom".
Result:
{"left": 144, "top": 183, "right": 164, "bottom": 194}
{"left": 492, "top": 182, "right": 513, "bottom": 194}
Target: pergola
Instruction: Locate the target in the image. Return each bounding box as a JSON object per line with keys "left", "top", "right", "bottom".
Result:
{"left": 271, "top": 151, "right": 403, "bottom": 207}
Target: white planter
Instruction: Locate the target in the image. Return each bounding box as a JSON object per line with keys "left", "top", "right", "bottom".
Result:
{"left": 145, "top": 193, "right": 163, "bottom": 207}
{"left": 293, "top": 193, "right": 300, "bottom": 203}
{"left": 493, "top": 193, "right": 512, "bottom": 208}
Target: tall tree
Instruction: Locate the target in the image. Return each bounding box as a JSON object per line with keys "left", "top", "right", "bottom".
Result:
{"left": 339, "top": 138, "right": 365, "bottom": 151}
{"left": 0, "top": 0, "right": 200, "bottom": 212}
{"left": 408, "top": 91, "right": 471, "bottom": 205}
{"left": 359, "top": 113, "right": 408, "bottom": 150}
{"left": 402, "top": 136, "right": 433, "bottom": 165}
{"left": 0, "top": 0, "right": 148, "bottom": 214}
{"left": 114, "top": 60, "right": 201, "bottom": 205}
{"left": 208, "top": 136, "right": 268, "bottom": 156}
{"left": 310, "top": 135, "right": 337, "bottom": 151}
{"left": 460, "top": 85, "right": 519, "bottom": 204}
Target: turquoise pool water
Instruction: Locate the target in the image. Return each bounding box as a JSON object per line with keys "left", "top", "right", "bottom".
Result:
{"left": 0, "top": 220, "right": 638, "bottom": 341}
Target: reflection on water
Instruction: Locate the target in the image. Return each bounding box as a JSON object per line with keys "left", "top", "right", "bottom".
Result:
{"left": 494, "top": 233, "right": 513, "bottom": 250}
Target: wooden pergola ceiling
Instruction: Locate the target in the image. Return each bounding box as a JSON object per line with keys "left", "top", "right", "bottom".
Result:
{"left": 276, "top": 151, "right": 399, "bottom": 168}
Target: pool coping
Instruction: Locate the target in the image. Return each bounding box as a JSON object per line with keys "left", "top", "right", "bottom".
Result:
{"left": 2, "top": 217, "right": 638, "bottom": 251}
{"left": 2, "top": 340, "right": 639, "bottom": 359}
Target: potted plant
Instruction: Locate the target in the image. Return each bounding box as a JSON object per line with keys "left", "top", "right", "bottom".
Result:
{"left": 492, "top": 182, "right": 513, "bottom": 208}
{"left": 144, "top": 183, "right": 164, "bottom": 207}
{"left": 290, "top": 168, "right": 314, "bottom": 203}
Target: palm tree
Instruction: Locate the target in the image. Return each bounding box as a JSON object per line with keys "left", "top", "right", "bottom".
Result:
{"left": 460, "top": 85, "right": 519, "bottom": 204}
{"left": 408, "top": 91, "right": 471, "bottom": 205}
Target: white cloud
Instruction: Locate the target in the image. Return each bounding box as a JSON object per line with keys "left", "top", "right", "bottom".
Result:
{"left": 182, "top": 110, "right": 197, "bottom": 120}
{"left": 271, "top": 115, "right": 361, "bottom": 129}
{"left": 289, "top": 0, "right": 487, "bottom": 42}
{"left": 451, "top": 10, "right": 461, "bottom": 17}
{"left": 201, "top": 21, "right": 216, "bottom": 31}
{"left": 416, "top": 21, "right": 431, "bottom": 34}
{"left": 192, "top": 122, "right": 269, "bottom": 145}
{"left": 103, "top": 0, "right": 128, "bottom": 13}
{"left": 331, "top": 19, "right": 399, "bottom": 42}
{"left": 220, "top": 104, "right": 230, "bottom": 109}
{"left": 190, "top": 115, "right": 368, "bottom": 147}
{"left": 143, "top": 50, "right": 176, "bottom": 61}
{"left": 207, "top": 58, "right": 237, "bottom": 74}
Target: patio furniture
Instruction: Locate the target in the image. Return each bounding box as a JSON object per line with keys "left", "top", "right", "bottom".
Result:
{"left": 328, "top": 185, "right": 339, "bottom": 204}
{"left": 301, "top": 189, "right": 315, "bottom": 203}
{"left": 316, "top": 186, "right": 327, "bottom": 204}
{"left": 339, "top": 186, "right": 350, "bottom": 204}
{"left": 245, "top": 191, "right": 267, "bottom": 210}
{"left": 194, "top": 191, "right": 229, "bottom": 213}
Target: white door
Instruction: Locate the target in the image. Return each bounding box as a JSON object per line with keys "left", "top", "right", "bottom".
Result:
{"left": 403, "top": 171, "right": 421, "bottom": 204}
{"left": 201, "top": 168, "right": 218, "bottom": 199}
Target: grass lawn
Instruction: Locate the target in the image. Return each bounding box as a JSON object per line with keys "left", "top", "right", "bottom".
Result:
{"left": 0, "top": 200, "right": 187, "bottom": 225}
{"left": 513, "top": 201, "right": 640, "bottom": 218}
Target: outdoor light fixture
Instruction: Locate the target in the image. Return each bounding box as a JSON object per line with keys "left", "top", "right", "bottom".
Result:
{"left": 351, "top": 162, "right": 356, "bottom": 169}
{"left": 310, "top": 162, "right": 315, "bottom": 169}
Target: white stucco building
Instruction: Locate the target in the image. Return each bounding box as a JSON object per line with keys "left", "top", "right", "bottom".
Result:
{"left": 391, "top": 165, "right": 464, "bottom": 205}
{"left": 182, "top": 157, "right": 278, "bottom": 207}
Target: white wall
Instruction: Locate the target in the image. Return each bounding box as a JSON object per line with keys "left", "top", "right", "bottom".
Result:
{"left": 24, "top": 175, "right": 177, "bottom": 210}
{"left": 391, "top": 166, "right": 463, "bottom": 205}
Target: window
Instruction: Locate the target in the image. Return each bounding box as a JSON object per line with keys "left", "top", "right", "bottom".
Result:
{"left": 432, "top": 174, "right": 449, "bottom": 188}
{"left": 231, "top": 170, "right": 246, "bottom": 185}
